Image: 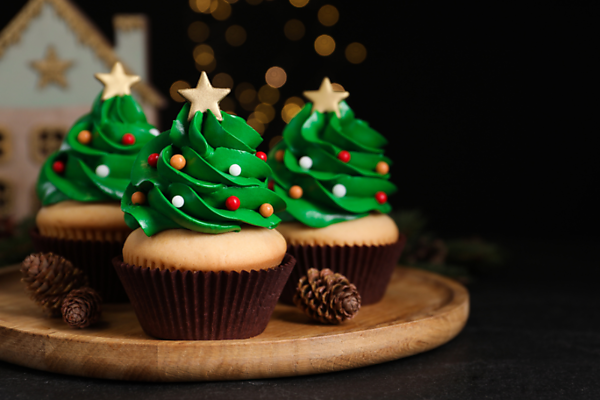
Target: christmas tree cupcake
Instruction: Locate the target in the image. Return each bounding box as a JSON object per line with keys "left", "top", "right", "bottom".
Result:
{"left": 268, "top": 78, "right": 405, "bottom": 305}
{"left": 33, "top": 62, "right": 159, "bottom": 302}
{"left": 114, "top": 72, "right": 294, "bottom": 340}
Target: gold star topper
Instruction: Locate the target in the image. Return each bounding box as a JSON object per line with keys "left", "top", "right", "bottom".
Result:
{"left": 95, "top": 62, "right": 140, "bottom": 100}
{"left": 303, "top": 77, "right": 350, "bottom": 118}
{"left": 31, "top": 46, "right": 74, "bottom": 88}
{"left": 178, "top": 71, "right": 231, "bottom": 121}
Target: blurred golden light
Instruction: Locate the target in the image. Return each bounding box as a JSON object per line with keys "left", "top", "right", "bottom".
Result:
{"left": 314, "top": 35, "right": 335, "bottom": 56}
{"left": 255, "top": 103, "right": 275, "bottom": 123}
{"left": 212, "top": 0, "right": 232, "bottom": 21}
{"left": 284, "top": 19, "right": 305, "bottom": 41}
{"left": 194, "top": 0, "right": 215, "bottom": 13}
{"left": 345, "top": 42, "right": 367, "bottom": 64}
{"left": 331, "top": 83, "right": 345, "bottom": 92}
{"left": 193, "top": 44, "right": 214, "bottom": 66}
{"left": 189, "top": 0, "right": 200, "bottom": 12}
{"left": 224, "top": 0, "right": 238, "bottom": 3}
{"left": 258, "top": 85, "right": 280, "bottom": 105}
{"left": 235, "top": 82, "right": 254, "bottom": 100}
{"left": 318, "top": 5, "right": 339, "bottom": 27}
{"left": 188, "top": 21, "right": 210, "bottom": 43}
{"left": 252, "top": 111, "right": 269, "bottom": 124}
{"left": 195, "top": 58, "right": 216, "bottom": 73}
{"left": 247, "top": 115, "right": 265, "bottom": 134}
{"left": 265, "top": 67, "right": 287, "bottom": 88}
{"left": 285, "top": 96, "right": 305, "bottom": 108}
{"left": 169, "top": 80, "right": 190, "bottom": 103}
{"left": 282, "top": 103, "right": 302, "bottom": 123}
{"left": 289, "top": 0, "right": 309, "bottom": 8}
{"left": 220, "top": 97, "right": 236, "bottom": 113}
{"left": 225, "top": 25, "right": 247, "bottom": 47}
{"left": 269, "top": 135, "right": 283, "bottom": 150}
{"left": 213, "top": 72, "right": 234, "bottom": 89}
{"left": 246, "top": 0, "right": 263, "bottom": 4}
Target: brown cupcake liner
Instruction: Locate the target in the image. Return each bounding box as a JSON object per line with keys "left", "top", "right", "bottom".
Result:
{"left": 279, "top": 235, "right": 406, "bottom": 305}
{"left": 112, "top": 253, "right": 296, "bottom": 340}
{"left": 30, "top": 228, "right": 129, "bottom": 303}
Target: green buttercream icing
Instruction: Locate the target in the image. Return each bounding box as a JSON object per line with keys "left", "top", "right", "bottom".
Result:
{"left": 36, "top": 93, "right": 159, "bottom": 205}
{"left": 122, "top": 104, "right": 286, "bottom": 236}
{"left": 267, "top": 101, "right": 397, "bottom": 228}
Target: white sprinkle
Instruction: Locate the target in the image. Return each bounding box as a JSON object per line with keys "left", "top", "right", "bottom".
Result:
{"left": 299, "top": 156, "right": 313, "bottom": 169}
{"left": 150, "top": 128, "right": 160, "bottom": 136}
{"left": 332, "top": 184, "right": 346, "bottom": 198}
{"left": 229, "top": 164, "right": 242, "bottom": 176}
{"left": 95, "top": 165, "right": 109, "bottom": 178}
{"left": 172, "top": 195, "right": 184, "bottom": 208}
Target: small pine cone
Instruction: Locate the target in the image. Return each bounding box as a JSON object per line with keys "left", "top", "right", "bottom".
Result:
{"left": 21, "top": 252, "right": 88, "bottom": 317}
{"left": 293, "top": 268, "right": 361, "bottom": 324}
{"left": 61, "top": 287, "right": 102, "bottom": 329}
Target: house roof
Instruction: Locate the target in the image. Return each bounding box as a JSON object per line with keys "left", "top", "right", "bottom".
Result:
{"left": 0, "top": 0, "right": 166, "bottom": 108}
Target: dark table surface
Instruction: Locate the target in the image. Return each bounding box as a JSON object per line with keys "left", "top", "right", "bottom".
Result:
{"left": 1, "top": 236, "right": 598, "bottom": 400}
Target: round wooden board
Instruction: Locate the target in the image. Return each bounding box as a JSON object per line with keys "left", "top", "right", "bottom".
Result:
{"left": 0, "top": 266, "right": 469, "bottom": 382}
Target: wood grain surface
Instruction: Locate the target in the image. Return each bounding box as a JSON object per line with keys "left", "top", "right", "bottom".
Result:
{"left": 0, "top": 266, "right": 469, "bottom": 382}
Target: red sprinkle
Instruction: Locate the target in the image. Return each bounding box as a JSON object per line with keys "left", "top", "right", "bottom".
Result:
{"left": 256, "top": 151, "right": 267, "bottom": 161}
{"left": 122, "top": 133, "right": 135, "bottom": 145}
{"left": 52, "top": 160, "right": 65, "bottom": 174}
{"left": 375, "top": 191, "right": 388, "bottom": 204}
{"left": 338, "top": 150, "right": 351, "bottom": 163}
{"left": 147, "top": 153, "right": 159, "bottom": 167}
{"left": 226, "top": 196, "right": 240, "bottom": 211}
{"left": 268, "top": 180, "right": 274, "bottom": 190}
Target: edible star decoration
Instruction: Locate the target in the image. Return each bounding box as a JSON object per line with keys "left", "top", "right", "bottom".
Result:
{"left": 95, "top": 62, "right": 140, "bottom": 100}
{"left": 30, "top": 46, "right": 73, "bottom": 89}
{"left": 178, "top": 71, "right": 231, "bottom": 121}
{"left": 303, "top": 77, "right": 349, "bottom": 118}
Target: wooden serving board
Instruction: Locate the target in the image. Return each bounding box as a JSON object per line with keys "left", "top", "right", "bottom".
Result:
{"left": 0, "top": 266, "right": 469, "bottom": 382}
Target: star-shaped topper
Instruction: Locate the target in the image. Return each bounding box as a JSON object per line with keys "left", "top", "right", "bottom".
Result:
{"left": 178, "top": 71, "right": 231, "bottom": 121}
{"left": 30, "top": 46, "right": 74, "bottom": 88}
{"left": 303, "top": 77, "right": 350, "bottom": 118}
{"left": 95, "top": 62, "right": 140, "bottom": 100}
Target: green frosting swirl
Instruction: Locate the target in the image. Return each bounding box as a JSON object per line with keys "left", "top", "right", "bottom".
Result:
{"left": 267, "top": 101, "right": 397, "bottom": 228}
{"left": 37, "top": 93, "right": 159, "bottom": 206}
{"left": 122, "top": 104, "right": 286, "bottom": 235}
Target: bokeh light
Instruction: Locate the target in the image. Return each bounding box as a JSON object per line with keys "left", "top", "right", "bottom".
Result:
{"left": 285, "top": 96, "right": 305, "bottom": 107}
{"left": 345, "top": 42, "right": 367, "bottom": 64}
{"left": 170, "top": 80, "right": 191, "bottom": 103}
{"left": 224, "top": 0, "right": 238, "bottom": 3}
{"left": 284, "top": 19, "right": 305, "bottom": 41}
{"left": 331, "top": 82, "right": 345, "bottom": 92}
{"left": 192, "top": 0, "right": 217, "bottom": 13}
{"left": 282, "top": 103, "right": 302, "bottom": 123}
{"left": 213, "top": 72, "right": 234, "bottom": 89}
{"left": 265, "top": 67, "right": 287, "bottom": 88}
{"left": 289, "top": 0, "right": 309, "bottom": 8}
{"left": 195, "top": 58, "right": 216, "bottom": 73}
{"left": 255, "top": 103, "right": 275, "bottom": 123}
{"left": 220, "top": 97, "right": 236, "bottom": 113}
{"left": 247, "top": 115, "right": 265, "bottom": 134}
{"left": 225, "top": 25, "right": 247, "bottom": 46}
{"left": 188, "top": 21, "right": 210, "bottom": 43}
{"left": 212, "top": 0, "right": 232, "bottom": 21}
{"left": 193, "top": 44, "right": 214, "bottom": 66}
{"left": 314, "top": 34, "right": 335, "bottom": 56}
{"left": 235, "top": 82, "right": 257, "bottom": 110}
{"left": 258, "top": 84, "right": 280, "bottom": 105}
{"left": 318, "top": 5, "right": 339, "bottom": 27}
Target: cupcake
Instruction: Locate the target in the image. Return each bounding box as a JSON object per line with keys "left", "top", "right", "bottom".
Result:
{"left": 114, "top": 72, "right": 294, "bottom": 340}
{"left": 268, "top": 78, "right": 405, "bottom": 305}
{"left": 33, "top": 63, "right": 159, "bottom": 302}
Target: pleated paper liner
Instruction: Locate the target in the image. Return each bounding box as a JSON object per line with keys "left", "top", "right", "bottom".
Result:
{"left": 112, "top": 253, "right": 296, "bottom": 340}
{"left": 30, "top": 229, "right": 129, "bottom": 303}
{"left": 279, "top": 235, "right": 406, "bottom": 305}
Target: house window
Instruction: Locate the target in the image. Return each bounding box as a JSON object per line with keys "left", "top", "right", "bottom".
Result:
{"left": 30, "top": 126, "right": 67, "bottom": 163}
{"left": 0, "top": 126, "right": 11, "bottom": 163}
{"left": 0, "top": 178, "right": 12, "bottom": 218}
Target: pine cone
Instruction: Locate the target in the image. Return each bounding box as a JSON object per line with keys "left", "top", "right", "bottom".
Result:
{"left": 293, "top": 268, "right": 361, "bottom": 324}
{"left": 21, "top": 252, "right": 88, "bottom": 317}
{"left": 61, "top": 287, "right": 102, "bottom": 328}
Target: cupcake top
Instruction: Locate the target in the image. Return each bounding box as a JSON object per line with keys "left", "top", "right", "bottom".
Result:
{"left": 122, "top": 72, "right": 286, "bottom": 236}
{"left": 267, "top": 78, "right": 397, "bottom": 228}
{"left": 37, "top": 63, "right": 159, "bottom": 206}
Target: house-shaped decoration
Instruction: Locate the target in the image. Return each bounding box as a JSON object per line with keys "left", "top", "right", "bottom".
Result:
{"left": 0, "top": 0, "right": 166, "bottom": 223}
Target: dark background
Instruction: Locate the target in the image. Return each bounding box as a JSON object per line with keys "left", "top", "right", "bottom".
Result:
{"left": 1, "top": 1, "right": 597, "bottom": 238}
